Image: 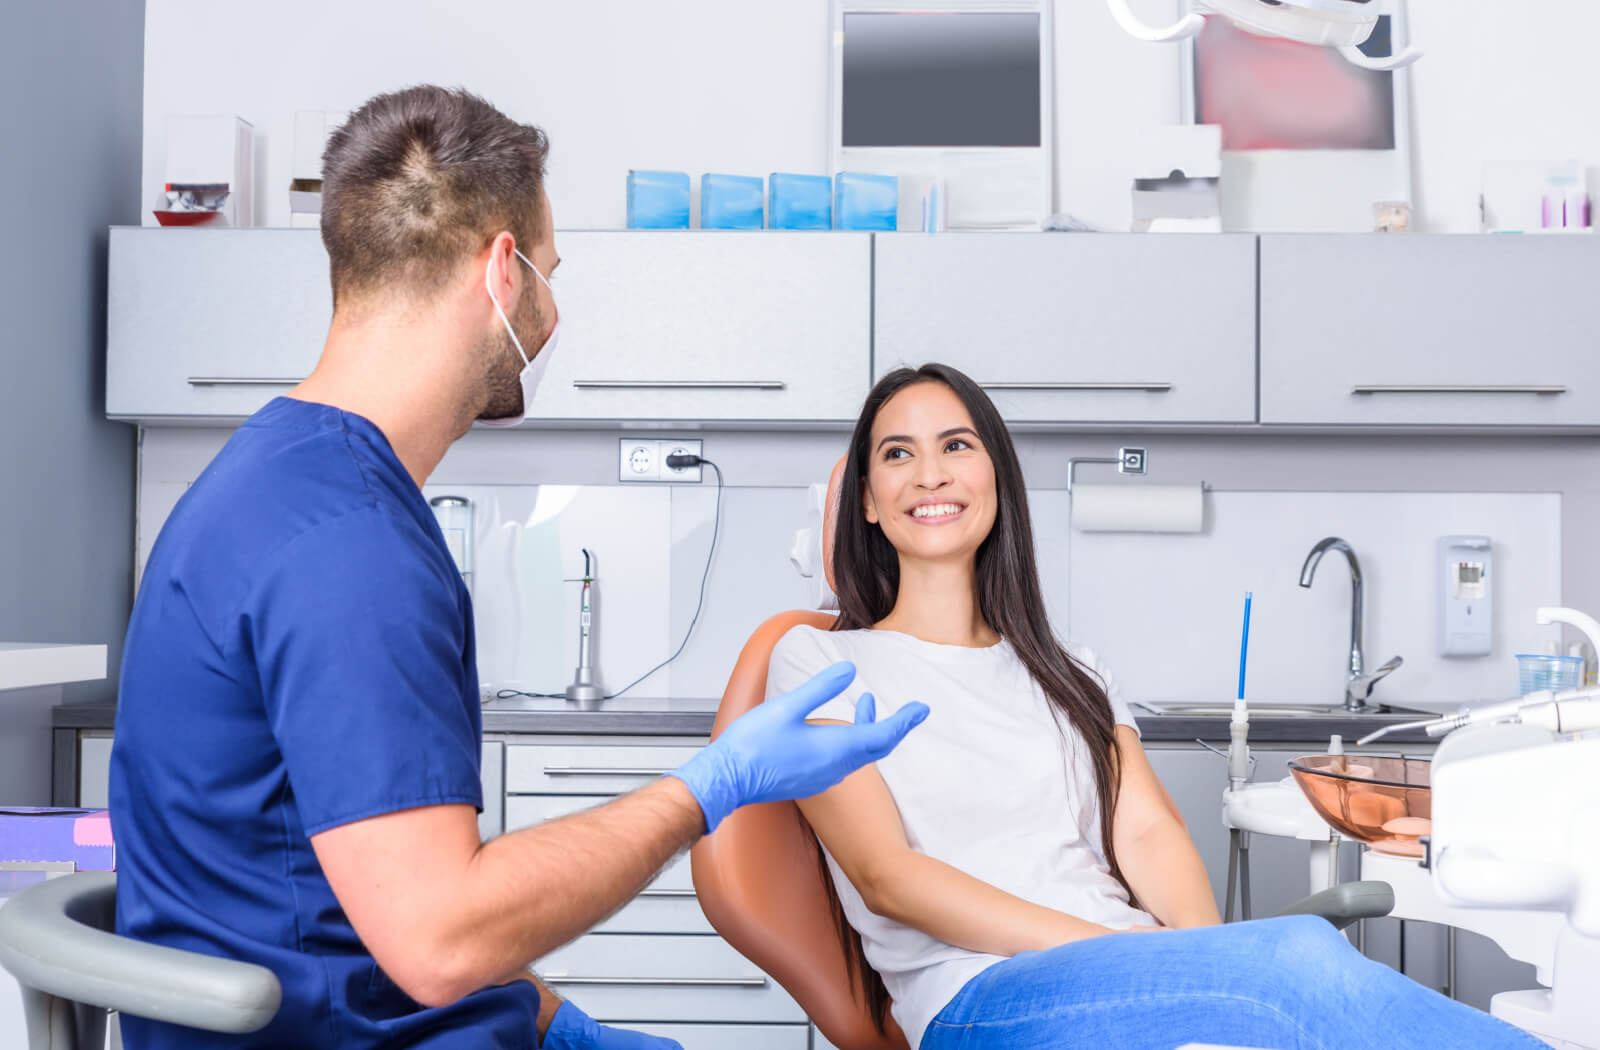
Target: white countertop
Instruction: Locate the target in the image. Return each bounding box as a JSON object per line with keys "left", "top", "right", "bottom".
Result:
{"left": 0, "top": 643, "right": 107, "bottom": 691}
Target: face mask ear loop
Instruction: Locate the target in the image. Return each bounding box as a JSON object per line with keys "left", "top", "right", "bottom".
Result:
{"left": 485, "top": 252, "right": 530, "bottom": 367}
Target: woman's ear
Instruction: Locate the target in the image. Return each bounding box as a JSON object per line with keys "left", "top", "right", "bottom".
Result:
{"left": 861, "top": 477, "right": 879, "bottom": 525}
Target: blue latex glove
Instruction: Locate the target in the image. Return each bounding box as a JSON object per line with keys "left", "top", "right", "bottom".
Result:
{"left": 543, "top": 999, "right": 683, "bottom": 1049}
{"left": 668, "top": 661, "right": 929, "bottom": 833}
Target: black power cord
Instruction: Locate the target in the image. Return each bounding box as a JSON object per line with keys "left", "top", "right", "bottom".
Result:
{"left": 492, "top": 454, "right": 723, "bottom": 703}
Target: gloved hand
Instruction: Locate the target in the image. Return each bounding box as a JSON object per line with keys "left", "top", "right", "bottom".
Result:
{"left": 668, "top": 661, "right": 929, "bottom": 833}
{"left": 542, "top": 999, "right": 683, "bottom": 1049}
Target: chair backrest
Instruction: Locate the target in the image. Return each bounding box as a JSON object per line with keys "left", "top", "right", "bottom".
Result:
{"left": 690, "top": 455, "right": 911, "bottom": 1050}
{"left": 0, "top": 871, "right": 281, "bottom": 1049}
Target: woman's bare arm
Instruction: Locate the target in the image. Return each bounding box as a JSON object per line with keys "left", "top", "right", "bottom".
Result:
{"left": 1108, "top": 726, "right": 1222, "bottom": 928}
{"left": 797, "top": 721, "right": 1113, "bottom": 957}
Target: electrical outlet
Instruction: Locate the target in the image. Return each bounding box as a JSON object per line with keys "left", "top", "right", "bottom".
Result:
{"left": 618, "top": 439, "right": 658, "bottom": 482}
{"left": 660, "top": 439, "right": 703, "bottom": 483}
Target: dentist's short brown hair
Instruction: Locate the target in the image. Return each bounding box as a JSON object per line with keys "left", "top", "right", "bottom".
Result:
{"left": 320, "top": 85, "right": 548, "bottom": 307}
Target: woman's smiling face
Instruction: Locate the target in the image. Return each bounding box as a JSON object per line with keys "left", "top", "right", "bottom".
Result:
{"left": 863, "top": 380, "right": 998, "bottom": 565}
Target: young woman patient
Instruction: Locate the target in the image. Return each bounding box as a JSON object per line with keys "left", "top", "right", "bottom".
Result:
{"left": 766, "top": 363, "right": 1547, "bottom": 1050}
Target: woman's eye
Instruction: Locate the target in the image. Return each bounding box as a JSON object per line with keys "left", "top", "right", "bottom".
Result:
{"left": 945, "top": 438, "right": 971, "bottom": 453}
{"left": 883, "top": 447, "right": 909, "bottom": 461}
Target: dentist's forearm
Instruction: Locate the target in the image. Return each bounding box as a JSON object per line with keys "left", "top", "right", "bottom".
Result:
{"left": 1119, "top": 818, "right": 1221, "bottom": 928}
{"left": 868, "top": 851, "right": 1112, "bottom": 956}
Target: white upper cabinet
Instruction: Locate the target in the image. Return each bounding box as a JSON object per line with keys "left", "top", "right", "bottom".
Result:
{"left": 526, "top": 232, "right": 872, "bottom": 424}
{"left": 872, "top": 234, "right": 1258, "bottom": 425}
{"left": 1260, "top": 235, "right": 1600, "bottom": 427}
{"left": 107, "top": 228, "right": 330, "bottom": 421}
{"left": 107, "top": 230, "right": 873, "bottom": 425}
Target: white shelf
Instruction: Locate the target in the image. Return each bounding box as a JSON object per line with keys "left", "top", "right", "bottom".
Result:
{"left": 0, "top": 644, "right": 107, "bottom": 691}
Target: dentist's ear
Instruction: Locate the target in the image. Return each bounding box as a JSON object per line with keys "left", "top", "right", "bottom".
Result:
{"left": 484, "top": 232, "right": 522, "bottom": 312}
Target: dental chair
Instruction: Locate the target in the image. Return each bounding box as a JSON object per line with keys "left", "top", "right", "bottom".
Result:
{"left": 690, "top": 457, "right": 1396, "bottom": 1050}
{"left": 0, "top": 871, "right": 282, "bottom": 1050}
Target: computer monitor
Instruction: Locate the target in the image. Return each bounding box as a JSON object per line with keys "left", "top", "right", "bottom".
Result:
{"left": 829, "top": 0, "right": 1055, "bottom": 229}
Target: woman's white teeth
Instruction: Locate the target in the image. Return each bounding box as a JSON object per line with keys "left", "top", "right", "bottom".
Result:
{"left": 912, "top": 503, "right": 963, "bottom": 519}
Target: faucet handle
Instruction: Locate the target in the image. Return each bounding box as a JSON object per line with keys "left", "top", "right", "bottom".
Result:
{"left": 1349, "top": 655, "right": 1404, "bottom": 702}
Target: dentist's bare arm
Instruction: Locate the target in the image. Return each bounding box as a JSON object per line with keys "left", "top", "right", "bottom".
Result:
{"left": 1109, "top": 726, "right": 1222, "bottom": 929}
{"left": 312, "top": 777, "right": 704, "bottom": 1010}
{"left": 797, "top": 722, "right": 1113, "bottom": 956}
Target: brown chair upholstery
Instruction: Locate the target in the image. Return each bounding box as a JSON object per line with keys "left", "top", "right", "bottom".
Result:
{"left": 690, "top": 454, "right": 911, "bottom": 1050}
{"left": 689, "top": 609, "right": 909, "bottom": 1050}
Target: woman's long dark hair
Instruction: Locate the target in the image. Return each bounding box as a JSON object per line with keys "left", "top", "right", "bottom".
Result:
{"left": 821, "top": 363, "right": 1138, "bottom": 1033}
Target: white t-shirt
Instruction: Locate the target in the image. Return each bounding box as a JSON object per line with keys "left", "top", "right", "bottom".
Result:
{"left": 765, "top": 625, "right": 1153, "bottom": 1050}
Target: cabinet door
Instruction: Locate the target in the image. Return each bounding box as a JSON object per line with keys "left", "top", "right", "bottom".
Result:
{"left": 1260, "top": 235, "right": 1600, "bottom": 426}
{"left": 535, "top": 934, "right": 805, "bottom": 1023}
{"left": 107, "top": 229, "right": 329, "bottom": 421}
{"left": 609, "top": 1024, "right": 809, "bottom": 1050}
{"left": 528, "top": 232, "right": 872, "bottom": 423}
{"left": 873, "top": 233, "right": 1257, "bottom": 424}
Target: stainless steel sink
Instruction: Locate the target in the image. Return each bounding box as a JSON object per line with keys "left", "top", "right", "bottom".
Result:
{"left": 1133, "top": 702, "right": 1430, "bottom": 719}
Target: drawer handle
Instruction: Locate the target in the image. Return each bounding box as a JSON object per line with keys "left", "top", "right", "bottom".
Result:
{"left": 1351, "top": 384, "right": 1567, "bottom": 396}
{"left": 640, "top": 889, "right": 697, "bottom": 899}
{"left": 187, "top": 376, "right": 307, "bottom": 386}
{"left": 573, "top": 380, "right": 786, "bottom": 391}
{"left": 543, "top": 767, "right": 675, "bottom": 778}
{"left": 543, "top": 976, "right": 768, "bottom": 988}
{"left": 980, "top": 382, "right": 1173, "bottom": 393}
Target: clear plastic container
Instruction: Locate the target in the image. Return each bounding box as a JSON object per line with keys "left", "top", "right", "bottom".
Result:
{"left": 1516, "top": 653, "right": 1584, "bottom": 694}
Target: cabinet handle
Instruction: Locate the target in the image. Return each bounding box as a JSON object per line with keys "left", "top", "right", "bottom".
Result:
{"left": 543, "top": 767, "right": 675, "bottom": 777}
{"left": 640, "top": 888, "right": 697, "bottom": 899}
{"left": 573, "top": 380, "right": 786, "bottom": 391}
{"left": 187, "top": 377, "right": 306, "bottom": 387}
{"left": 542, "top": 976, "right": 768, "bottom": 988}
{"left": 980, "top": 382, "right": 1173, "bottom": 393}
{"left": 1351, "top": 384, "right": 1567, "bottom": 396}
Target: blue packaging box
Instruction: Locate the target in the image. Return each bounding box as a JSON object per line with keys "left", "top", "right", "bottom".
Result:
{"left": 626, "top": 170, "right": 691, "bottom": 230}
{"left": 768, "top": 173, "right": 833, "bottom": 230}
{"left": 834, "top": 172, "right": 898, "bottom": 231}
{"left": 700, "top": 173, "right": 765, "bottom": 230}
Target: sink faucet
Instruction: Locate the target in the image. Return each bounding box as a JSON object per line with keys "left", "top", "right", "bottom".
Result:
{"left": 1298, "top": 537, "right": 1403, "bottom": 711}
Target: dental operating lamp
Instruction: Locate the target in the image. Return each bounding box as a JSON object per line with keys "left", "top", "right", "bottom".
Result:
{"left": 1105, "top": 0, "right": 1422, "bottom": 71}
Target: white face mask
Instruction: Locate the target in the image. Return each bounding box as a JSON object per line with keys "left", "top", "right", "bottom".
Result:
{"left": 479, "top": 247, "right": 560, "bottom": 428}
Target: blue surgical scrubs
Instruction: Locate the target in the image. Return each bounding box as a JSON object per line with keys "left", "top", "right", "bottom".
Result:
{"left": 111, "top": 397, "right": 541, "bottom": 1048}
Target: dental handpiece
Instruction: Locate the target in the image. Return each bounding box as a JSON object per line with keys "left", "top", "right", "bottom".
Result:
{"left": 1357, "top": 685, "right": 1600, "bottom": 747}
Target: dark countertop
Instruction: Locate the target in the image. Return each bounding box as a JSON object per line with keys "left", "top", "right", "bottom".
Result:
{"left": 52, "top": 699, "right": 1445, "bottom": 745}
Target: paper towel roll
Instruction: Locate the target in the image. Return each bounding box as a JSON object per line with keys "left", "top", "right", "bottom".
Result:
{"left": 1070, "top": 484, "right": 1204, "bottom": 533}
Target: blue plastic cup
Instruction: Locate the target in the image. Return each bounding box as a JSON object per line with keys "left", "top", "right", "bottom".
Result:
{"left": 1516, "top": 653, "right": 1583, "bottom": 694}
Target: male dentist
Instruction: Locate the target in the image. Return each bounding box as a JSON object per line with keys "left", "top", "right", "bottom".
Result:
{"left": 110, "top": 85, "right": 927, "bottom": 1050}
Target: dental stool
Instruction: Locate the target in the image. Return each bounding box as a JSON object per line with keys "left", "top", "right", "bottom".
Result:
{"left": 0, "top": 871, "right": 281, "bottom": 1050}
{"left": 691, "top": 456, "right": 1396, "bottom": 1050}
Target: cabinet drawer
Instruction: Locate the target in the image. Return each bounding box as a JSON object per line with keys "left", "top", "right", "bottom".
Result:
{"left": 526, "top": 232, "right": 872, "bottom": 423}
{"left": 537, "top": 934, "right": 803, "bottom": 1023}
{"left": 107, "top": 228, "right": 328, "bottom": 421}
{"left": 506, "top": 744, "right": 701, "bottom": 795}
{"left": 608, "top": 1023, "right": 809, "bottom": 1050}
{"left": 874, "top": 233, "right": 1257, "bottom": 424}
{"left": 1260, "top": 235, "right": 1600, "bottom": 426}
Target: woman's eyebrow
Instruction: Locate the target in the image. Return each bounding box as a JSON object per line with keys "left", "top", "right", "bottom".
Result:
{"left": 876, "top": 426, "right": 978, "bottom": 452}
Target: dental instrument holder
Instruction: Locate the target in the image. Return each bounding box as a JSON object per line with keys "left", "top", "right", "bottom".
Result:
{"left": 1064, "top": 447, "right": 1147, "bottom": 492}
{"left": 565, "top": 549, "right": 605, "bottom": 703}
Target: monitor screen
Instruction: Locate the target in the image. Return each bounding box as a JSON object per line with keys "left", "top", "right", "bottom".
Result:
{"left": 841, "top": 12, "right": 1042, "bottom": 149}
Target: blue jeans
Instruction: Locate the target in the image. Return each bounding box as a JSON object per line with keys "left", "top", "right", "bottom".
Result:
{"left": 920, "top": 915, "right": 1550, "bottom": 1050}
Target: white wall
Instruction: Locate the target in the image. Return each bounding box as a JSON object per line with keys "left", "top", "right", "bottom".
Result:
{"left": 141, "top": 0, "right": 1600, "bottom": 234}
{"left": 137, "top": 429, "right": 1572, "bottom": 708}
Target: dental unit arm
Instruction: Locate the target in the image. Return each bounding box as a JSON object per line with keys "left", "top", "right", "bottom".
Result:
{"left": 1104, "top": 0, "right": 1423, "bottom": 72}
